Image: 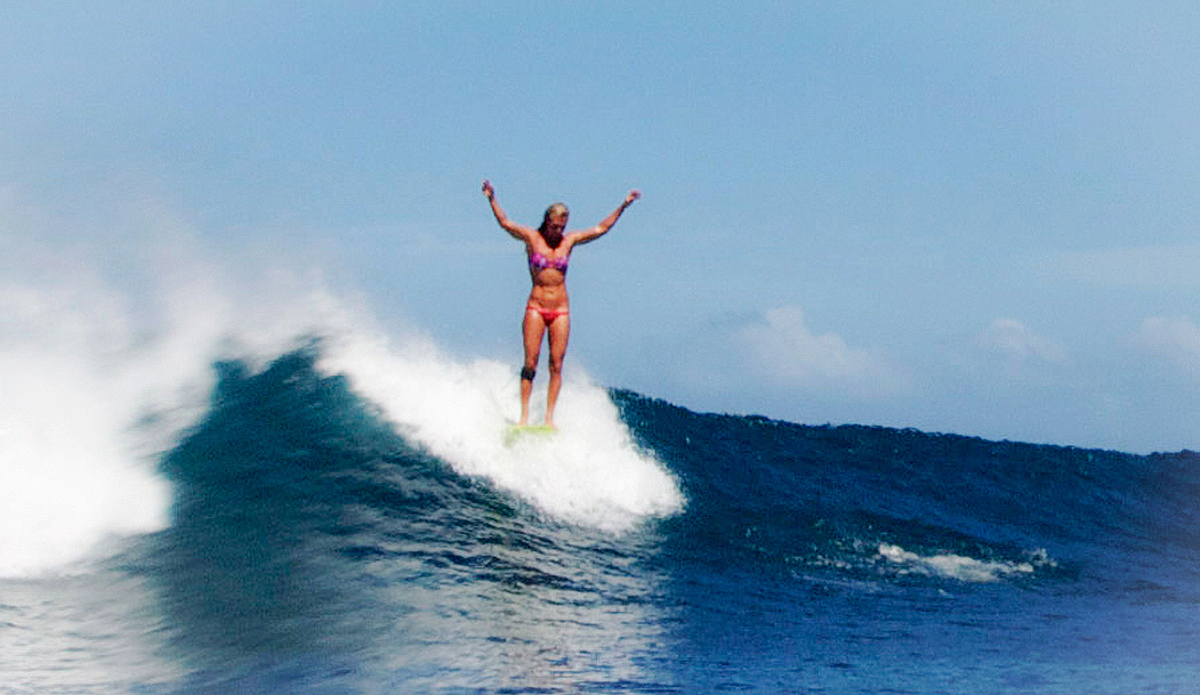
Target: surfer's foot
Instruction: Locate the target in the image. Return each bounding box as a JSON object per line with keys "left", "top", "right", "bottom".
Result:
{"left": 544, "top": 418, "right": 557, "bottom": 430}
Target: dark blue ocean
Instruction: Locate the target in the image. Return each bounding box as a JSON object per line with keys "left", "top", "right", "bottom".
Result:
{"left": 4, "top": 346, "right": 1200, "bottom": 693}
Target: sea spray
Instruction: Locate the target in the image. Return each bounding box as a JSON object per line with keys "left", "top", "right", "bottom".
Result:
{"left": 0, "top": 277, "right": 172, "bottom": 577}
{"left": 0, "top": 217, "right": 366, "bottom": 576}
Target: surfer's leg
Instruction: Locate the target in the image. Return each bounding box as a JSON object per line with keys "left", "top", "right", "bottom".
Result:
{"left": 520, "top": 308, "right": 547, "bottom": 426}
{"left": 544, "top": 314, "right": 570, "bottom": 428}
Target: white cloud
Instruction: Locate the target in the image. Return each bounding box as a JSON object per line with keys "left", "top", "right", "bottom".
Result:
{"left": 977, "top": 318, "right": 1067, "bottom": 367}
{"left": 734, "top": 306, "right": 907, "bottom": 398}
{"left": 1137, "top": 316, "right": 1200, "bottom": 378}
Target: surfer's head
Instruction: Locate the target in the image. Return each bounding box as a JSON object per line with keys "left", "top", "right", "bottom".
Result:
{"left": 539, "top": 203, "right": 568, "bottom": 247}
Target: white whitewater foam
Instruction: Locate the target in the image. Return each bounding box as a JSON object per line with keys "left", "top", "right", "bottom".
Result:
{"left": 877, "top": 543, "right": 1052, "bottom": 583}
{"left": 0, "top": 276, "right": 173, "bottom": 577}
{"left": 0, "top": 210, "right": 360, "bottom": 577}
{"left": 318, "top": 329, "right": 685, "bottom": 532}
{"left": 0, "top": 187, "right": 678, "bottom": 574}
{"left": 0, "top": 247, "right": 674, "bottom": 577}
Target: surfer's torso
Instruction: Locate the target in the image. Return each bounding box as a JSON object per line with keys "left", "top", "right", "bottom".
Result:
{"left": 525, "top": 238, "right": 573, "bottom": 310}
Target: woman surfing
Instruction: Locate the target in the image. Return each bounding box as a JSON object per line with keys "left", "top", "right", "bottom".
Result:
{"left": 483, "top": 180, "right": 640, "bottom": 428}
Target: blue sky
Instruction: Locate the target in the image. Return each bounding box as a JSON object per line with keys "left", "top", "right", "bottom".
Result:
{"left": 3, "top": 2, "right": 1199, "bottom": 453}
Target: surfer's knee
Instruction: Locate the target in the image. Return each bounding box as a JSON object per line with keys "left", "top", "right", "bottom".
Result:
{"left": 520, "top": 365, "right": 536, "bottom": 381}
{"left": 547, "top": 355, "right": 564, "bottom": 375}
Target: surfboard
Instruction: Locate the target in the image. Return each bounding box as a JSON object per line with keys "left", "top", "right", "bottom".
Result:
{"left": 503, "top": 424, "right": 556, "bottom": 446}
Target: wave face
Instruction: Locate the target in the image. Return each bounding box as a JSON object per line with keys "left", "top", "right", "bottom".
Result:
{"left": 147, "top": 347, "right": 686, "bottom": 692}
{"left": 613, "top": 390, "right": 1200, "bottom": 587}
{"left": 6, "top": 345, "right": 1200, "bottom": 693}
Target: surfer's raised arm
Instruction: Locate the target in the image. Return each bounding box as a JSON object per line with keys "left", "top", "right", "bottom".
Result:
{"left": 568, "top": 190, "right": 641, "bottom": 246}
{"left": 483, "top": 180, "right": 536, "bottom": 243}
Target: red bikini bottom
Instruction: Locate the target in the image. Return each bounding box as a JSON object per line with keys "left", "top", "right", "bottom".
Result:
{"left": 526, "top": 303, "right": 568, "bottom": 324}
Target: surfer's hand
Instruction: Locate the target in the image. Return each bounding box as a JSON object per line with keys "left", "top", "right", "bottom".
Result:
{"left": 482, "top": 180, "right": 495, "bottom": 199}
{"left": 625, "top": 190, "right": 641, "bottom": 205}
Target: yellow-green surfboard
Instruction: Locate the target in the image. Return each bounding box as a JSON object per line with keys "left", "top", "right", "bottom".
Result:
{"left": 503, "top": 424, "right": 557, "bottom": 446}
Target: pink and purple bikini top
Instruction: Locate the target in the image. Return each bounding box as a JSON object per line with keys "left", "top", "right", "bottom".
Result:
{"left": 528, "top": 251, "right": 569, "bottom": 274}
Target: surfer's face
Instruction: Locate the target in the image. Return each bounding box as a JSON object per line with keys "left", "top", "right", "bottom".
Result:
{"left": 541, "top": 212, "right": 567, "bottom": 245}
{"left": 543, "top": 213, "right": 567, "bottom": 237}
